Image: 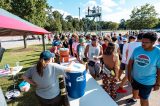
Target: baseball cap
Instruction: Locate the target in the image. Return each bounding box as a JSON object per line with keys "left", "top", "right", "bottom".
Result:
{"left": 129, "top": 35, "right": 136, "bottom": 39}
{"left": 40, "top": 51, "right": 55, "bottom": 60}
{"left": 52, "top": 40, "right": 61, "bottom": 46}
{"left": 122, "top": 38, "right": 127, "bottom": 42}
{"left": 79, "top": 38, "right": 86, "bottom": 43}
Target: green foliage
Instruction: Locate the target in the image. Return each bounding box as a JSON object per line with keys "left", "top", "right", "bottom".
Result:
{"left": 108, "top": 22, "right": 119, "bottom": 30}
{"left": 67, "top": 21, "right": 73, "bottom": 31}
{"left": 79, "top": 19, "right": 84, "bottom": 31}
{"left": 72, "top": 18, "right": 80, "bottom": 31}
{"left": 0, "top": 0, "right": 11, "bottom": 11}
{"left": 51, "top": 11, "right": 62, "bottom": 32}
{"left": 126, "top": 4, "right": 158, "bottom": 29}
{"left": 155, "top": 18, "right": 160, "bottom": 28}
{"left": 2, "top": 1, "right": 160, "bottom": 31}
{"left": 61, "top": 20, "right": 68, "bottom": 31}
{"left": 1, "top": 0, "right": 48, "bottom": 27}
{"left": 65, "top": 15, "right": 73, "bottom": 22}
{"left": 119, "top": 19, "right": 126, "bottom": 29}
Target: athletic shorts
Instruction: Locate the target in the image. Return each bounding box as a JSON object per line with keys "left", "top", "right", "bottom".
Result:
{"left": 131, "top": 79, "right": 153, "bottom": 100}
{"left": 36, "top": 93, "right": 62, "bottom": 106}
{"left": 88, "top": 62, "right": 101, "bottom": 76}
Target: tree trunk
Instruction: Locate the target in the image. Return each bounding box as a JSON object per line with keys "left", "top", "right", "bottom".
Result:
{"left": 42, "top": 34, "right": 46, "bottom": 51}
{"left": 23, "top": 35, "right": 27, "bottom": 48}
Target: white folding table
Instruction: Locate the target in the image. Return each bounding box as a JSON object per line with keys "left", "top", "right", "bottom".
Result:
{"left": 0, "top": 87, "right": 7, "bottom": 106}
{"left": 0, "top": 66, "right": 23, "bottom": 99}
{"left": 68, "top": 73, "right": 118, "bottom": 106}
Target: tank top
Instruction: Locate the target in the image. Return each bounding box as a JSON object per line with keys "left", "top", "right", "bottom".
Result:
{"left": 88, "top": 44, "right": 101, "bottom": 62}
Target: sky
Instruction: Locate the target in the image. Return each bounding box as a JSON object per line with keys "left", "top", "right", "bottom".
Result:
{"left": 47, "top": 0, "right": 160, "bottom": 23}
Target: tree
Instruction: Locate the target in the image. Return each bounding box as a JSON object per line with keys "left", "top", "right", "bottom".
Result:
{"left": 79, "top": 19, "right": 84, "bottom": 31}
{"left": 67, "top": 22, "right": 73, "bottom": 31}
{"left": 72, "top": 18, "right": 80, "bottom": 31}
{"left": 52, "top": 11, "right": 62, "bottom": 32}
{"left": 45, "top": 6, "right": 54, "bottom": 31}
{"left": 119, "top": 19, "right": 126, "bottom": 29}
{"left": 0, "top": 0, "right": 11, "bottom": 11}
{"left": 155, "top": 18, "right": 160, "bottom": 28}
{"left": 61, "top": 20, "right": 68, "bottom": 31}
{"left": 65, "top": 15, "right": 73, "bottom": 22}
{"left": 127, "top": 4, "right": 158, "bottom": 29}
{"left": 10, "top": 0, "right": 47, "bottom": 27}
{"left": 108, "top": 22, "right": 119, "bottom": 30}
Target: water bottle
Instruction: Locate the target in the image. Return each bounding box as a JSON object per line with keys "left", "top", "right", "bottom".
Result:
{"left": 4, "top": 64, "right": 10, "bottom": 71}
{"left": 62, "top": 57, "right": 64, "bottom": 63}
{"left": 16, "top": 62, "right": 19, "bottom": 67}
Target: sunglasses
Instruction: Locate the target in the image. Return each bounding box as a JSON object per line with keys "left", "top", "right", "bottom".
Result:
{"left": 142, "top": 42, "right": 152, "bottom": 44}
{"left": 91, "top": 38, "right": 97, "bottom": 41}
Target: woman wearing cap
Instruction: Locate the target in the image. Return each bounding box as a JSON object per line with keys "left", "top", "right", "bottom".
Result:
{"left": 22, "top": 51, "right": 73, "bottom": 106}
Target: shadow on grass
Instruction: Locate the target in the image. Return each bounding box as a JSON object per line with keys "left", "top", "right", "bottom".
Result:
{"left": 19, "top": 58, "right": 38, "bottom": 62}
{"left": 26, "top": 54, "right": 40, "bottom": 57}
{"left": 24, "top": 61, "right": 38, "bottom": 66}
{"left": 7, "top": 88, "right": 39, "bottom": 106}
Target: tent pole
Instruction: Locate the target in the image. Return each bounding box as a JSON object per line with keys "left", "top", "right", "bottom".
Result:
{"left": 23, "top": 35, "right": 27, "bottom": 48}
{"left": 42, "top": 34, "right": 46, "bottom": 51}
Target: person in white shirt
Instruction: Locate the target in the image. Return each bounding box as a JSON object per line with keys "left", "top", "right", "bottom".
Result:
{"left": 117, "top": 34, "right": 143, "bottom": 94}
{"left": 118, "top": 38, "right": 128, "bottom": 80}
{"left": 85, "top": 35, "right": 103, "bottom": 79}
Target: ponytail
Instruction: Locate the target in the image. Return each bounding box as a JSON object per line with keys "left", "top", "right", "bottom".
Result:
{"left": 37, "top": 59, "right": 46, "bottom": 77}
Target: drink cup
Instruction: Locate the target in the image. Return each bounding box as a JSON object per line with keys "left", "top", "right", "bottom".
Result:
{"left": 10, "top": 67, "right": 13, "bottom": 74}
{"left": 16, "top": 62, "right": 19, "bottom": 67}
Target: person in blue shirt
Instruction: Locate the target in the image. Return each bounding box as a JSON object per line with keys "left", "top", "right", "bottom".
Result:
{"left": 157, "top": 37, "right": 160, "bottom": 48}
{"left": 127, "top": 32, "right": 160, "bottom": 106}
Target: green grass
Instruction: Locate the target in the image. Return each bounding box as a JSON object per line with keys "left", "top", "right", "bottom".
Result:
{"left": 0, "top": 44, "right": 52, "bottom": 106}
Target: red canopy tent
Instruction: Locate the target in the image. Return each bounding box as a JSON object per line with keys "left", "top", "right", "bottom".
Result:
{"left": 0, "top": 8, "right": 51, "bottom": 50}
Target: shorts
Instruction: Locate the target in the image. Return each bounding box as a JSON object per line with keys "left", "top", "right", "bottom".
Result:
{"left": 120, "top": 62, "right": 126, "bottom": 70}
{"left": 36, "top": 93, "right": 62, "bottom": 106}
{"left": 88, "top": 62, "right": 101, "bottom": 76}
{"left": 131, "top": 79, "right": 153, "bottom": 100}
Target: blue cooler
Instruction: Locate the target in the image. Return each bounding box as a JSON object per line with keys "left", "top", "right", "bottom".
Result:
{"left": 66, "top": 63, "right": 86, "bottom": 98}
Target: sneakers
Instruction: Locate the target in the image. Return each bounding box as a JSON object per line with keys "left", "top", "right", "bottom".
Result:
{"left": 126, "top": 98, "right": 137, "bottom": 105}
{"left": 116, "top": 87, "right": 127, "bottom": 93}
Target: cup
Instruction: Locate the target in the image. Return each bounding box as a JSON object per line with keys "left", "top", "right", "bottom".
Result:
{"left": 62, "top": 58, "right": 64, "bottom": 63}
{"left": 16, "top": 62, "right": 20, "bottom": 67}
{"left": 93, "top": 55, "right": 98, "bottom": 60}
{"left": 10, "top": 67, "right": 13, "bottom": 73}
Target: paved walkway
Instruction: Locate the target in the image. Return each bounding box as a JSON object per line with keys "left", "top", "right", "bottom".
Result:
{"left": 97, "top": 76, "right": 160, "bottom": 106}
{"left": 116, "top": 82, "right": 160, "bottom": 106}
{"left": 0, "top": 36, "right": 49, "bottom": 49}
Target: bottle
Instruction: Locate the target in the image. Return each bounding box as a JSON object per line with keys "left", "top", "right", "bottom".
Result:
{"left": 16, "top": 61, "right": 19, "bottom": 67}
{"left": 62, "top": 57, "right": 64, "bottom": 63}
{"left": 59, "top": 75, "right": 70, "bottom": 106}
{"left": 4, "top": 64, "right": 10, "bottom": 71}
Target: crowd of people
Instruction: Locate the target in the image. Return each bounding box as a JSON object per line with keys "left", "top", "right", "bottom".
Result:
{"left": 23, "top": 31, "right": 160, "bottom": 106}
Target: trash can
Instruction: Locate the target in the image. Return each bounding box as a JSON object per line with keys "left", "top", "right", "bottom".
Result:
{"left": 66, "top": 63, "right": 86, "bottom": 98}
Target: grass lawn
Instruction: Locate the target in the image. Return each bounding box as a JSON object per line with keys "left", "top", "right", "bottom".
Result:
{"left": 0, "top": 44, "right": 52, "bottom": 106}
